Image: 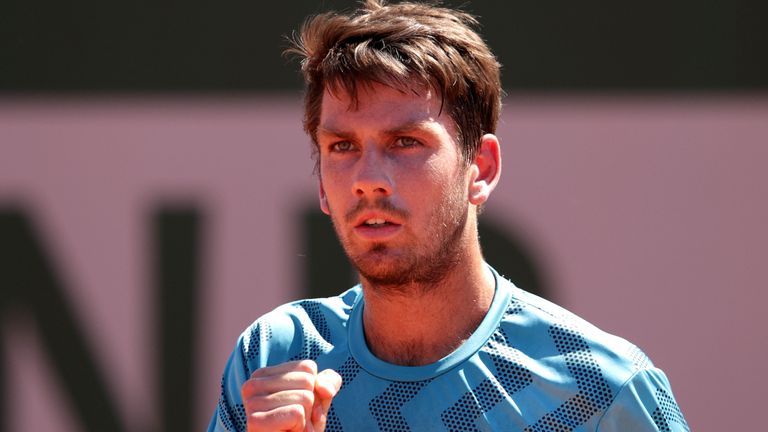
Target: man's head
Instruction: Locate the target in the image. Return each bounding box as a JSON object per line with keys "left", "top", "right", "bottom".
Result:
{"left": 288, "top": 0, "right": 503, "bottom": 289}
{"left": 287, "top": 0, "right": 502, "bottom": 165}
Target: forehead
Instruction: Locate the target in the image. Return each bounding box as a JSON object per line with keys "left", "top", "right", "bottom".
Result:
{"left": 318, "top": 82, "right": 456, "bottom": 136}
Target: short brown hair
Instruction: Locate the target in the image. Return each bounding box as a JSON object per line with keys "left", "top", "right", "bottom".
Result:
{"left": 286, "top": 0, "right": 502, "bottom": 164}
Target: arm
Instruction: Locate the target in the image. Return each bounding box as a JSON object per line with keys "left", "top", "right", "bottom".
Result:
{"left": 208, "top": 333, "right": 252, "bottom": 432}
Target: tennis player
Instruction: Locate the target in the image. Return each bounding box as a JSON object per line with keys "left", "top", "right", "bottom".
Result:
{"left": 209, "top": 1, "right": 689, "bottom": 430}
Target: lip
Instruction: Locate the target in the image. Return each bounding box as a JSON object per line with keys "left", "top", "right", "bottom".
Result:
{"left": 352, "top": 211, "right": 404, "bottom": 228}
{"left": 353, "top": 222, "right": 403, "bottom": 241}
{"left": 352, "top": 212, "right": 404, "bottom": 241}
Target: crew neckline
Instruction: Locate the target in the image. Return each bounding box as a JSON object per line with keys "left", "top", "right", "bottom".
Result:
{"left": 347, "top": 265, "right": 511, "bottom": 382}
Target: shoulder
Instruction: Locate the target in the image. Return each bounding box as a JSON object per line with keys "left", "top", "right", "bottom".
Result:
{"left": 494, "top": 277, "right": 689, "bottom": 430}
{"left": 209, "top": 288, "right": 361, "bottom": 432}
{"left": 496, "top": 277, "right": 655, "bottom": 394}
{"left": 237, "top": 286, "right": 361, "bottom": 369}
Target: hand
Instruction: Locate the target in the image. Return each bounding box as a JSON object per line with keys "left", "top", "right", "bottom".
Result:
{"left": 241, "top": 360, "right": 342, "bottom": 432}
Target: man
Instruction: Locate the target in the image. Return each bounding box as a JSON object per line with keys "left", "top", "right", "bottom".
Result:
{"left": 210, "top": 1, "right": 689, "bottom": 431}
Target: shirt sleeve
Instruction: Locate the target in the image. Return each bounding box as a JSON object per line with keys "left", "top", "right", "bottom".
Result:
{"left": 596, "top": 367, "right": 690, "bottom": 432}
{"left": 208, "top": 334, "right": 250, "bottom": 432}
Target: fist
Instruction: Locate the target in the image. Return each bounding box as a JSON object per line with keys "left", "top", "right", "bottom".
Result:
{"left": 241, "top": 360, "right": 342, "bottom": 432}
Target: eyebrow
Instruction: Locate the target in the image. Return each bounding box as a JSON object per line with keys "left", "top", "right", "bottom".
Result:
{"left": 317, "top": 119, "right": 437, "bottom": 140}
{"left": 316, "top": 125, "right": 355, "bottom": 141}
{"left": 387, "top": 120, "right": 436, "bottom": 136}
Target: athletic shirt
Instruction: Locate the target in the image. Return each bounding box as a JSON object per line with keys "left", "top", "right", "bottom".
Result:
{"left": 209, "top": 267, "right": 689, "bottom": 431}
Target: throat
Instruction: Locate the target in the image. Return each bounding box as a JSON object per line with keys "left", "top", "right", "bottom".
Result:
{"left": 358, "top": 251, "right": 496, "bottom": 366}
{"left": 361, "top": 288, "right": 490, "bottom": 366}
{"left": 366, "top": 335, "right": 469, "bottom": 366}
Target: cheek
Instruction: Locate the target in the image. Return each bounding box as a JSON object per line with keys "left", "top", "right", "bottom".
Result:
{"left": 403, "top": 168, "right": 464, "bottom": 220}
{"left": 319, "top": 179, "right": 342, "bottom": 216}
{"left": 423, "top": 158, "right": 467, "bottom": 194}
{"left": 422, "top": 156, "right": 452, "bottom": 182}
{"left": 321, "top": 157, "right": 357, "bottom": 184}
{"left": 320, "top": 163, "right": 345, "bottom": 195}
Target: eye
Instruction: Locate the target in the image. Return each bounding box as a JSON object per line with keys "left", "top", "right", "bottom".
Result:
{"left": 394, "top": 136, "right": 421, "bottom": 148}
{"left": 330, "top": 141, "right": 354, "bottom": 152}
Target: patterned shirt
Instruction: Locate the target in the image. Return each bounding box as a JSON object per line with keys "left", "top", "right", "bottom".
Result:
{"left": 209, "top": 266, "right": 689, "bottom": 431}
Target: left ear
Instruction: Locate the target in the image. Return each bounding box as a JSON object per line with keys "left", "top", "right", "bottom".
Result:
{"left": 467, "top": 134, "right": 502, "bottom": 206}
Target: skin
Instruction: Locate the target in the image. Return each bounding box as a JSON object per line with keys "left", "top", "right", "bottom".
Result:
{"left": 318, "top": 84, "right": 469, "bottom": 291}
{"left": 242, "top": 360, "right": 342, "bottom": 432}
{"left": 317, "top": 82, "right": 502, "bottom": 364}
{"left": 242, "top": 82, "right": 502, "bottom": 430}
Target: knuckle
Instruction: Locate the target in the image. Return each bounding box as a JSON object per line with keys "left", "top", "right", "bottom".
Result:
{"left": 241, "top": 379, "right": 254, "bottom": 396}
{"left": 295, "top": 359, "right": 318, "bottom": 375}
{"left": 297, "top": 389, "right": 315, "bottom": 407}
{"left": 246, "top": 411, "right": 268, "bottom": 430}
{"left": 249, "top": 366, "right": 269, "bottom": 379}
{"left": 246, "top": 404, "right": 306, "bottom": 431}
{"left": 247, "top": 410, "right": 264, "bottom": 421}
{"left": 296, "top": 372, "right": 316, "bottom": 390}
{"left": 287, "top": 403, "right": 306, "bottom": 418}
{"left": 241, "top": 377, "right": 264, "bottom": 399}
{"left": 242, "top": 395, "right": 263, "bottom": 415}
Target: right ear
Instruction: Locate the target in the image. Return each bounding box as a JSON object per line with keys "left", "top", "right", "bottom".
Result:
{"left": 319, "top": 181, "right": 330, "bottom": 215}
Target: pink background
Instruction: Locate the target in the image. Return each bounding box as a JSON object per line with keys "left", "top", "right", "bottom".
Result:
{"left": 1, "top": 95, "right": 766, "bottom": 430}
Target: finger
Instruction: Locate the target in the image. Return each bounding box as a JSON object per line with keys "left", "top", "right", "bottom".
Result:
{"left": 244, "top": 388, "right": 315, "bottom": 431}
{"left": 311, "top": 370, "right": 342, "bottom": 432}
{"left": 242, "top": 370, "right": 317, "bottom": 399}
{"left": 314, "top": 369, "right": 342, "bottom": 401}
{"left": 250, "top": 360, "right": 317, "bottom": 379}
{"left": 247, "top": 404, "right": 306, "bottom": 432}
{"left": 311, "top": 402, "right": 326, "bottom": 432}
{"left": 243, "top": 389, "right": 315, "bottom": 414}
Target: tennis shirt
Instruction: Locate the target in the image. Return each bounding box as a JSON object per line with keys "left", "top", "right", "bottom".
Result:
{"left": 209, "top": 267, "right": 689, "bottom": 431}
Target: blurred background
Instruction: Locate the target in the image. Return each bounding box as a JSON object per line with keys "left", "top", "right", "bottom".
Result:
{"left": 1, "top": 0, "right": 767, "bottom": 430}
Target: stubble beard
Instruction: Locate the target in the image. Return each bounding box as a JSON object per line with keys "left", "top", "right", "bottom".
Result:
{"left": 332, "top": 183, "right": 470, "bottom": 295}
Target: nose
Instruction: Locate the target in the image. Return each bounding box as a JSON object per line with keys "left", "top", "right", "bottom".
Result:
{"left": 352, "top": 147, "right": 392, "bottom": 198}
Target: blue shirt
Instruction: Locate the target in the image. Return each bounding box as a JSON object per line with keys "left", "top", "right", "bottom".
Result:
{"left": 210, "top": 267, "right": 689, "bottom": 431}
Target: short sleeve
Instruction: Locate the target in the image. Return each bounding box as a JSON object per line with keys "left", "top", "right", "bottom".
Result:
{"left": 207, "top": 334, "right": 250, "bottom": 432}
{"left": 597, "top": 368, "right": 690, "bottom": 432}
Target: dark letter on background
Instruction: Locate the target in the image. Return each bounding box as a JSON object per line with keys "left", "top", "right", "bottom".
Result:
{"left": 0, "top": 208, "right": 125, "bottom": 432}
{"left": 153, "top": 207, "right": 203, "bottom": 432}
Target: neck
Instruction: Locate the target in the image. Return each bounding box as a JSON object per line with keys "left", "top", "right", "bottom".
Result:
{"left": 360, "top": 248, "right": 494, "bottom": 366}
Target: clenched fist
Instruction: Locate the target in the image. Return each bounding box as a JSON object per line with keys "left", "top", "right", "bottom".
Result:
{"left": 241, "top": 360, "right": 342, "bottom": 432}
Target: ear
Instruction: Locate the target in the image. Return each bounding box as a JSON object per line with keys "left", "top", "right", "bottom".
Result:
{"left": 319, "top": 181, "right": 330, "bottom": 215}
{"left": 468, "top": 134, "right": 502, "bottom": 206}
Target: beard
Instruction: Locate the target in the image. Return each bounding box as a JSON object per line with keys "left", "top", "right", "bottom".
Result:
{"left": 330, "top": 180, "right": 470, "bottom": 294}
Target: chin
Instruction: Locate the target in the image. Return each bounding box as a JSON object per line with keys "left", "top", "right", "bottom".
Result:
{"left": 353, "top": 249, "right": 460, "bottom": 291}
{"left": 350, "top": 250, "right": 415, "bottom": 286}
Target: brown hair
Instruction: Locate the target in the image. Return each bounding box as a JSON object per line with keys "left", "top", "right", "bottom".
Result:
{"left": 286, "top": 0, "right": 502, "bottom": 165}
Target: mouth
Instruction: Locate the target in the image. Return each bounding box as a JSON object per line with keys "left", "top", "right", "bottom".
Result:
{"left": 361, "top": 218, "right": 394, "bottom": 227}
{"left": 353, "top": 211, "right": 404, "bottom": 228}
{"left": 353, "top": 214, "right": 403, "bottom": 240}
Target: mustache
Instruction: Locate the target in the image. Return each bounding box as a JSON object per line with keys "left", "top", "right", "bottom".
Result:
{"left": 345, "top": 199, "right": 409, "bottom": 224}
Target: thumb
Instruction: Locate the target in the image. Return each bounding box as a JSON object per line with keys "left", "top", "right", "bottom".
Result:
{"left": 311, "top": 369, "right": 342, "bottom": 431}
{"left": 315, "top": 369, "right": 342, "bottom": 401}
